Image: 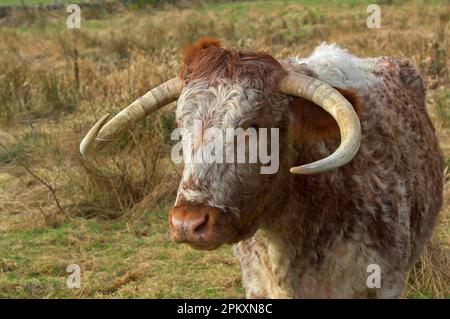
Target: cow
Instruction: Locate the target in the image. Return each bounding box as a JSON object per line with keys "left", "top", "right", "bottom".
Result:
{"left": 79, "top": 38, "right": 444, "bottom": 298}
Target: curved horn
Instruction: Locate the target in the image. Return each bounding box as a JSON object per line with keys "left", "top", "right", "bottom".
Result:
{"left": 80, "top": 77, "right": 182, "bottom": 158}
{"left": 279, "top": 72, "right": 361, "bottom": 174}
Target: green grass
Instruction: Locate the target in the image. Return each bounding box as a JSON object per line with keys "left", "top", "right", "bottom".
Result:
{"left": 0, "top": 0, "right": 86, "bottom": 5}
{"left": 199, "top": 0, "right": 446, "bottom": 13}
{"left": 197, "top": 0, "right": 370, "bottom": 20}
{"left": 0, "top": 209, "right": 244, "bottom": 298}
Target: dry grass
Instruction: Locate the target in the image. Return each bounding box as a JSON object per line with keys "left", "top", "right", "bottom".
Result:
{"left": 0, "top": 0, "right": 448, "bottom": 298}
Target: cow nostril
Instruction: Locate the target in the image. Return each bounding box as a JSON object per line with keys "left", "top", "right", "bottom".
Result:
{"left": 193, "top": 214, "right": 209, "bottom": 235}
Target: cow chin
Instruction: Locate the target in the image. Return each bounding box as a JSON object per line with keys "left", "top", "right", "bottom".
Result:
{"left": 181, "top": 225, "right": 256, "bottom": 251}
{"left": 197, "top": 224, "right": 259, "bottom": 250}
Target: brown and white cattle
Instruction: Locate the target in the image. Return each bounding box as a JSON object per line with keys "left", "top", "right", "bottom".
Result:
{"left": 80, "top": 38, "right": 443, "bottom": 298}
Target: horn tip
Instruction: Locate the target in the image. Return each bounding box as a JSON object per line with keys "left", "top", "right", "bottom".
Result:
{"left": 290, "top": 167, "right": 303, "bottom": 175}
{"left": 79, "top": 113, "right": 111, "bottom": 159}
{"left": 290, "top": 165, "right": 322, "bottom": 175}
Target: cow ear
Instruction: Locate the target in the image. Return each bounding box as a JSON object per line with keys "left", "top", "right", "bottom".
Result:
{"left": 183, "top": 37, "right": 222, "bottom": 67}
{"left": 289, "top": 88, "right": 361, "bottom": 142}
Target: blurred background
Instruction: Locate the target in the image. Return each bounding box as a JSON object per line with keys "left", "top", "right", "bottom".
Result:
{"left": 0, "top": 0, "right": 448, "bottom": 298}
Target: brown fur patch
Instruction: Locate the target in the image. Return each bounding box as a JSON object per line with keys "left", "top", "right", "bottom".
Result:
{"left": 290, "top": 88, "right": 361, "bottom": 142}
{"left": 183, "top": 37, "right": 222, "bottom": 67}
{"left": 181, "top": 38, "right": 286, "bottom": 93}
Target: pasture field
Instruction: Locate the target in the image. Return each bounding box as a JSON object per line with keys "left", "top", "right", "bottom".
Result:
{"left": 0, "top": 0, "right": 448, "bottom": 298}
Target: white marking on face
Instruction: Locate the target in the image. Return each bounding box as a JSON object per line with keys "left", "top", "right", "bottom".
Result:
{"left": 173, "top": 79, "right": 289, "bottom": 212}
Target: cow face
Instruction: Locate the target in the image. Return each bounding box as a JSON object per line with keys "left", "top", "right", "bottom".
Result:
{"left": 168, "top": 39, "right": 292, "bottom": 250}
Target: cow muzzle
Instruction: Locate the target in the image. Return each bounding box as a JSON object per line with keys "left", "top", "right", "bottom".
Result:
{"left": 169, "top": 204, "right": 240, "bottom": 250}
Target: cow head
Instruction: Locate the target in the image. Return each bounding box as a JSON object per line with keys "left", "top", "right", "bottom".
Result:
{"left": 80, "top": 38, "right": 361, "bottom": 250}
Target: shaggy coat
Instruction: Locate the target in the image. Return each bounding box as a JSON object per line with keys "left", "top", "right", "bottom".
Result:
{"left": 174, "top": 39, "right": 443, "bottom": 298}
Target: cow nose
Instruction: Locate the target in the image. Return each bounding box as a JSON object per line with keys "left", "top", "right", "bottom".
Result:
{"left": 170, "top": 209, "right": 209, "bottom": 239}
{"left": 169, "top": 204, "right": 224, "bottom": 247}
